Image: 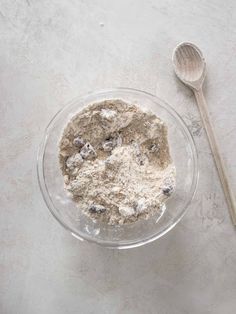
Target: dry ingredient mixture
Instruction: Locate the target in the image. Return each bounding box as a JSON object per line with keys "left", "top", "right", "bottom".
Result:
{"left": 59, "top": 99, "right": 176, "bottom": 225}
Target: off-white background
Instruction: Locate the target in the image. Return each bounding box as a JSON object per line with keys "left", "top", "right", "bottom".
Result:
{"left": 1, "top": 1, "right": 236, "bottom": 313}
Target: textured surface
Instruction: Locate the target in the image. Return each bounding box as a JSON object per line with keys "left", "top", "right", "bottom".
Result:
{"left": 1, "top": 1, "right": 236, "bottom": 313}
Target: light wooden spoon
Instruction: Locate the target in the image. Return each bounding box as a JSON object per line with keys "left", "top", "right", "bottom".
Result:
{"left": 173, "top": 42, "right": 236, "bottom": 225}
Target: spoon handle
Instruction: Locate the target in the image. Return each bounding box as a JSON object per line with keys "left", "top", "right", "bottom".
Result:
{"left": 194, "top": 88, "right": 236, "bottom": 225}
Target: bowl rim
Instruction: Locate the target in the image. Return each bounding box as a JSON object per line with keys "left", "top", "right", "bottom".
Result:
{"left": 37, "top": 87, "right": 198, "bottom": 249}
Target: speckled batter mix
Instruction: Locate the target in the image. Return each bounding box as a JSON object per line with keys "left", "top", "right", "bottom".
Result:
{"left": 59, "top": 99, "right": 176, "bottom": 225}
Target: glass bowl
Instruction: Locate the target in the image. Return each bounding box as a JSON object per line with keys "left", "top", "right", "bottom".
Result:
{"left": 37, "top": 88, "right": 198, "bottom": 249}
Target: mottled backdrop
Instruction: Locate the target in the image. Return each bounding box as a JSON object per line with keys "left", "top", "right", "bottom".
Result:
{"left": 0, "top": 1, "right": 236, "bottom": 313}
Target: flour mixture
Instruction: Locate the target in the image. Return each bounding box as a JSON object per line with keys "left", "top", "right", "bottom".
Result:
{"left": 59, "top": 99, "right": 176, "bottom": 225}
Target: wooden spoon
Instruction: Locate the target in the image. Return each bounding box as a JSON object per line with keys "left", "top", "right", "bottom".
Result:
{"left": 173, "top": 42, "right": 236, "bottom": 225}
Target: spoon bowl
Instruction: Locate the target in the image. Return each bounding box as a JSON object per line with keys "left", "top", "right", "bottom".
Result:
{"left": 173, "top": 42, "right": 206, "bottom": 90}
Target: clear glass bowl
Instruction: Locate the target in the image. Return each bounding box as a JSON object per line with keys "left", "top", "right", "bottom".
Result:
{"left": 37, "top": 88, "right": 198, "bottom": 249}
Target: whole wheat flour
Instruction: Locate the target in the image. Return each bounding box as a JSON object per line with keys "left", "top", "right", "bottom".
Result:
{"left": 59, "top": 99, "right": 176, "bottom": 225}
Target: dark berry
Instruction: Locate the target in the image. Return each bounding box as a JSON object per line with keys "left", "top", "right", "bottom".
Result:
{"left": 73, "top": 136, "right": 84, "bottom": 148}
{"left": 89, "top": 205, "right": 106, "bottom": 214}
{"left": 162, "top": 186, "right": 173, "bottom": 196}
